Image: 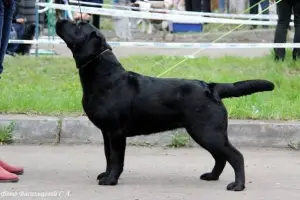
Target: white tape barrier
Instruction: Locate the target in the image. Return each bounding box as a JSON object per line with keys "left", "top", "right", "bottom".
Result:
{"left": 38, "top": 0, "right": 53, "bottom": 13}
{"left": 68, "top": 0, "right": 286, "bottom": 21}
{"left": 9, "top": 39, "right": 300, "bottom": 48}
{"left": 36, "top": 3, "right": 293, "bottom": 26}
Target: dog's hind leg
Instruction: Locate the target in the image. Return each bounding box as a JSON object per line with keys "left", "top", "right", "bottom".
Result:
{"left": 97, "top": 133, "right": 111, "bottom": 181}
{"left": 98, "top": 132, "right": 126, "bottom": 186}
{"left": 200, "top": 151, "right": 226, "bottom": 181}
{"left": 185, "top": 112, "right": 245, "bottom": 191}
{"left": 221, "top": 140, "right": 245, "bottom": 191}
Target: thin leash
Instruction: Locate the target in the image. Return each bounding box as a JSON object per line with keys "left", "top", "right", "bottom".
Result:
{"left": 81, "top": 49, "right": 110, "bottom": 69}
{"left": 149, "top": 0, "right": 269, "bottom": 70}
{"left": 75, "top": 0, "right": 105, "bottom": 69}
{"left": 156, "top": 0, "right": 282, "bottom": 78}
{"left": 77, "top": 0, "right": 83, "bottom": 21}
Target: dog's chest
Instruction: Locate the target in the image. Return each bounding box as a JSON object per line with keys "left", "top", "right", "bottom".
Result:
{"left": 81, "top": 90, "right": 132, "bottom": 130}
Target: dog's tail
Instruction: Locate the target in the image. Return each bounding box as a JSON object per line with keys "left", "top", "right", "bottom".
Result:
{"left": 208, "top": 79, "right": 275, "bottom": 100}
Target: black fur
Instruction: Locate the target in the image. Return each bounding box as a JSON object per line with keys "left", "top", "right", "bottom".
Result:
{"left": 55, "top": 19, "right": 275, "bottom": 191}
{"left": 208, "top": 80, "right": 274, "bottom": 101}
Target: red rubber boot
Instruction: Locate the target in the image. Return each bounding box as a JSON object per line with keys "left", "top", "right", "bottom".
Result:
{"left": 0, "top": 160, "right": 24, "bottom": 175}
{"left": 0, "top": 165, "right": 19, "bottom": 183}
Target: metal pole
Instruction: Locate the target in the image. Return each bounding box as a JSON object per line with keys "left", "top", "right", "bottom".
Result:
{"left": 35, "top": 0, "right": 39, "bottom": 57}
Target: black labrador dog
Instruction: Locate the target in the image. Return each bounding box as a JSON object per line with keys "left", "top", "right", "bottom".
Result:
{"left": 55, "top": 19, "right": 274, "bottom": 191}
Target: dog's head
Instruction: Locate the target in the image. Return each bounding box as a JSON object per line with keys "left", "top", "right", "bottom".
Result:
{"left": 55, "top": 19, "right": 112, "bottom": 68}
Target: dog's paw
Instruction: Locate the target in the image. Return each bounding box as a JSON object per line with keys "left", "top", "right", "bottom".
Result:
{"left": 98, "top": 177, "right": 118, "bottom": 186}
{"left": 200, "top": 173, "right": 219, "bottom": 181}
{"left": 97, "top": 172, "right": 109, "bottom": 180}
{"left": 226, "top": 182, "right": 245, "bottom": 191}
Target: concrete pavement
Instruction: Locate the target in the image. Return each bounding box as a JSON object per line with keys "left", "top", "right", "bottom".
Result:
{"left": 1, "top": 145, "right": 300, "bottom": 200}
{"left": 49, "top": 43, "right": 272, "bottom": 58}
{"left": 1, "top": 115, "right": 300, "bottom": 148}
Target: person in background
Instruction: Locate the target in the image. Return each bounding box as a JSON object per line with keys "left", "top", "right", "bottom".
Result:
{"left": 219, "top": 0, "right": 226, "bottom": 13}
{"left": 274, "top": 0, "right": 300, "bottom": 61}
{"left": 185, "top": 0, "right": 211, "bottom": 12}
{"left": 0, "top": 0, "right": 24, "bottom": 183}
{"left": 0, "top": 0, "right": 14, "bottom": 76}
{"left": 83, "top": 0, "right": 102, "bottom": 29}
{"left": 112, "top": 0, "right": 132, "bottom": 41}
{"left": 6, "top": 0, "right": 25, "bottom": 56}
{"left": 73, "top": 0, "right": 102, "bottom": 29}
{"left": 249, "top": 0, "right": 270, "bottom": 29}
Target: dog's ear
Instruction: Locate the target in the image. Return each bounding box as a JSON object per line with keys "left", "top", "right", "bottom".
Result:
{"left": 88, "top": 31, "right": 100, "bottom": 40}
{"left": 87, "top": 31, "right": 105, "bottom": 44}
{"left": 88, "top": 31, "right": 112, "bottom": 51}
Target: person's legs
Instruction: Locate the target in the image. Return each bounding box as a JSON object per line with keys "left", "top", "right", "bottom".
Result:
{"left": 184, "top": 0, "right": 193, "bottom": 11}
{"left": 218, "top": 0, "right": 225, "bottom": 12}
{"left": 274, "top": 0, "right": 292, "bottom": 61}
{"left": 249, "top": 0, "right": 259, "bottom": 14}
{"left": 0, "top": 0, "right": 24, "bottom": 183}
{"left": 249, "top": 0, "right": 259, "bottom": 29}
{"left": 6, "top": 23, "right": 24, "bottom": 54}
{"left": 260, "top": 0, "right": 269, "bottom": 14}
{"left": 203, "top": 0, "right": 211, "bottom": 12}
{"left": 191, "top": 0, "right": 202, "bottom": 12}
{"left": 0, "top": 1, "right": 5, "bottom": 74}
{"left": 92, "top": 15, "right": 100, "bottom": 29}
{"left": 292, "top": 1, "right": 300, "bottom": 60}
{"left": 90, "top": 3, "right": 101, "bottom": 29}
{"left": 260, "top": 0, "right": 270, "bottom": 28}
{"left": 0, "top": 0, "right": 15, "bottom": 75}
{"left": 113, "top": 0, "right": 132, "bottom": 41}
{"left": 83, "top": 2, "right": 101, "bottom": 29}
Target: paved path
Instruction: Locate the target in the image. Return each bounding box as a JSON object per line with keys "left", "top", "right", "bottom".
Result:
{"left": 36, "top": 28, "right": 286, "bottom": 58}
{"left": 1, "top": 145, "right": 300, "bottom": 200}
{"left": 49, "top": 44, "right": 270, "bottom": 58}
{"left": 37, "top": 29, "right": 274, "bottom": 58}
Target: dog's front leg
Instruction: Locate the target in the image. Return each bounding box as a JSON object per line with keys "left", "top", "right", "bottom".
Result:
{"left": 98, "top": 132, "right": 126, "bottom": 186}
{"left": 97, "top": 133, "right": 111, "bottom": 181}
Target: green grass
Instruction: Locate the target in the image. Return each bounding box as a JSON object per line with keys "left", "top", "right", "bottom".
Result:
{"left": 100, "top": 17, "right": 113, "bottom": 30}
{"left": 0, "top": 122, "right": 15, "bottom": 145}
{"left": 1, "top": 52, "right": 300, "bottom": 120}
{"left": 203, "top": 23, "right": 270, "bottom": 33}
{"left": 168, "top": 133, "right": 190, "bottom": 148}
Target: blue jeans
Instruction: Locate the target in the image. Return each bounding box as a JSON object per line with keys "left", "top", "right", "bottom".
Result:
{"left": 6, "top": 23, "right": 25, "bottom": 53}
{"left": 0, "top": 0, "right": 15, "bottom": 75}
{"left": 219, "top": 0, "right": 225, "bottom": 12}
{"left": 250, "top": 0, "right": 269, "bottom": 15}
{"left": 260, "top": 0, "right": 270, "bottom": 15}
